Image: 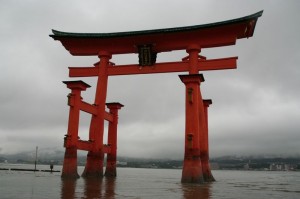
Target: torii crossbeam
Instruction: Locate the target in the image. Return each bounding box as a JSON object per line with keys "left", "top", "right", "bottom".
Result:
{"left": 68, "top": 57, "right": 237, "bottom": 77}
{"left": 50, "top": 10, "right": 262, "bottom": 183}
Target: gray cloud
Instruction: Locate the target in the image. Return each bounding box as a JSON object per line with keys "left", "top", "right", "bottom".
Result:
{"left": 0, "top": 0, "right": 299, "bottom": 158}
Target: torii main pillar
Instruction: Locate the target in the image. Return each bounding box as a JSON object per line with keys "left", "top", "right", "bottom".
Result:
{"left": 82, "top": 51, "right": 111, "bottom": 178}
{"left": 180, "top": 74, "right": 205, "bottom": 183}
{"left": 179, "top": 45, "right": 209, "bottom": 183}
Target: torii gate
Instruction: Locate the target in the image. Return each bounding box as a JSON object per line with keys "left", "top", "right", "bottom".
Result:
{"left": 50, "top": 11, "right": 262, "bottom": 183}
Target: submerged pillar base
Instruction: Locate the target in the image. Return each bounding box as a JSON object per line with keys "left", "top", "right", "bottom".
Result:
{"left": 201, "top": 152, "right": 215, "bottom": 182}
{"left": 104, "top": 166, "right": 116, "bottom": 177}
{"left": 181, "top": 163, "right": 204, "bottom": 183}
{"left": 181, "top": 150, "right": 204, "bottom": 183}
{"left": 82, "top": 151, "right": 104, "bottom": 178}
{"left": 202, "top": 161, "right": 216, "bottom": 182}
{"left": 61, "top": 147, "right": 80, "bottom": 179}
{"left": 202, "top": 171, "right": 215, "bottom": 182}
{"left": 104, "top": 156, "right": 117, "bottom": 177}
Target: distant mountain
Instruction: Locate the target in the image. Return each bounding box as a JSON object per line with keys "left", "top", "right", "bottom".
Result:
{"left": 1, "top": 149, "right": 299, "bottom": 170}
{"left": 0, "top": 148, "right": 65, "bottom": 164}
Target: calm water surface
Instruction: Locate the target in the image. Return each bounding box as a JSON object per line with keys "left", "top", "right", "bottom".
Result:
{"left": 0, "top": 164, "right": 299, "bottom": 198}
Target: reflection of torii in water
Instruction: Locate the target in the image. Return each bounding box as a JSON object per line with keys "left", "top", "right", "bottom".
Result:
{"left": 50, "top": 10, "right": 263, "bottom": 183}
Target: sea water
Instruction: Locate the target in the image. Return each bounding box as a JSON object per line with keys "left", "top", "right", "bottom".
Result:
{"left": 0, "top": 164, "right": 299, "bottom": 199}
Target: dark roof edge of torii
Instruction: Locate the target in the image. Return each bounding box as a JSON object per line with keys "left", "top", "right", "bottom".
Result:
{"left": 50, "top": 11, "right": 263, "bottom": 39}
{"left": 50, "top": 10, "right": 263, "bottom": 55}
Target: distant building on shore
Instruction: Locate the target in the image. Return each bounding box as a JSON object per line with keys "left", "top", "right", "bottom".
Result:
{"left": 269, "top": 163, "right": 296, "bottom": 171}
{"left": 210, "top": 163, "right": 220, "bottom": 170}
{"left": 117, "top": 161, "right": 127, "bottom": 166}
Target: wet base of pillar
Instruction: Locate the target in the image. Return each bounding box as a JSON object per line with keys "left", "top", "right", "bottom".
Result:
{"left": 105, "top": 155, "right": 117, "bottom": 177}
{"left": 181, "top": 157, "right": 204, "bottom": 183}
{"left": 201, "top": 154, "right": 216, "bottom": 182}
{"left": 203, "top": 172, "right": 215, "bottom": 182}
{"left": 61, "top": 173, "right": 80, "bottom": 179}
{"left": 181, "top": 169, "right": 204, "bottom": 183}
{"left": 82, "top": 151, "right": 104, "bottom": 178}
{"left": 61, "top": 147, "right": 80, "bottom": 179}
{"left": 104, "top": 166, "right": 116, "bottom": 177}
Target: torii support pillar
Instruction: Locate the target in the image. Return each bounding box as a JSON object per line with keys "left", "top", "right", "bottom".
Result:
{"left": 179, "top": 74, "right": 205, "bottom": 183}
{"left": 105, "top": 103, "right": 124, "bottom": 177}
{"left": 201, "top": 99, "right": 215, "bottom": 182}
{"left": 62, "top": 80, "right": 91, "bottom": 179}
{"left": 82, "top": 52, "right": 111, "bottom": 178}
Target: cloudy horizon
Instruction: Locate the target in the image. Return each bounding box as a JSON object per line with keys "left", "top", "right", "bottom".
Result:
{"left": 1, "top": 0, "right": 299, "bottom": 159}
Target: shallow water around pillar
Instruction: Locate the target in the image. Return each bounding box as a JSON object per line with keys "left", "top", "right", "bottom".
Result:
{"left": 0, "top": 164, "right": 299, "bottom": 199}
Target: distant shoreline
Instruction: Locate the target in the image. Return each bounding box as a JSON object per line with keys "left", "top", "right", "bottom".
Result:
{"left": 0, "top": 167, "right": 60, "bottom": 172}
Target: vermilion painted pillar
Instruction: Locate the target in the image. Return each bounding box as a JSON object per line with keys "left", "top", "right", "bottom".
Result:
{"left": 179, "top": 74, "right": 205, "bottom": 183}
{"left": 82, "top": 51, "right": 111, "bottom": 178}
{"left": 187, "top": 44, "right": 201, "bottom": 74}
{"left": 62, "top": 80, "right": 91, "bottom": 178}
{"left": 104, "top": 103, "right": 124, "bottom": 177}
{"left": 201, "top": 99, "right": 215, "bottom": 182}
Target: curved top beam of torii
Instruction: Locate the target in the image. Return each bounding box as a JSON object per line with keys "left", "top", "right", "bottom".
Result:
{"left": 50, "top": 11, "right": 263, "bottom": 56}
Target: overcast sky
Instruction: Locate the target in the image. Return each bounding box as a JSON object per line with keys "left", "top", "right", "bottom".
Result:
{"left": 0, "top": 0, "right": 299, "bottom": 159}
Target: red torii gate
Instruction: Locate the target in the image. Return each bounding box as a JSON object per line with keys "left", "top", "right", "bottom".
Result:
{"left": 50, "top": 11, "right": 262, "bottom": 183}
